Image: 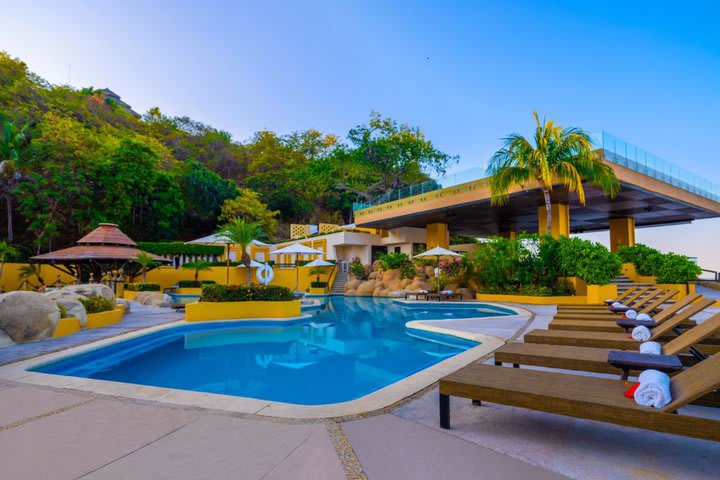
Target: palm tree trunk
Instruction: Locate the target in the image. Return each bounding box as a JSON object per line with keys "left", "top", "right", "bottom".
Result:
{"left": 543, "top": 188, "right": 552, "bottom": 236}
{"left": 226, "top": 244, "right": 231, "bottom": 285}
{"left": 6, "top": 193, "right": 12, "bottom": 242}
{"left": 142, "top": 269, "right": 147, "bottom": 282}
{"left": 243, "top": 254, "right": 251, "bottom": 286}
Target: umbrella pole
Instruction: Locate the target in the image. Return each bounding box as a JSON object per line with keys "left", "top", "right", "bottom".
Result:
{"left": 295, "top": 254, "right": 299, "bottom": 292}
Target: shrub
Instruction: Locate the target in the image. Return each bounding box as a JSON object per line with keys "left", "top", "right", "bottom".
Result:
{"left": 557, "top": 237, "right": 621, "bottom": 285}
{"left": 654, "top": 253, "right": 701, "bottom": 283}
{"left": 400, "top": 262, "right": 416, "bottom": 280}
{"left": 178, "top": 280, "right": 202, "bottom": 288}
{"left": 80, "top": 296, "right": 116, "bottom": 314}
{"left": 617, "top": 244, "right": 663, "bottom": 276}
{"left": 137, "top": 242, "right": 225, "bottom": 257}
{"left": 377, "top": 252, "right": 411, "bottom": 270}
{"left": 349, "top": 258, "right": 367, "bottom": 280}
{"left": 310, "top": 281, "right": 327, "bottom": 288}
{"left": 201, "top": 284, "right": 294, "bottom": 302}
{"left": 125, "top": 282, "right": 161, "bottom": 291}
{"left": 200, "top": 280, "right": 216, "bottom": 285}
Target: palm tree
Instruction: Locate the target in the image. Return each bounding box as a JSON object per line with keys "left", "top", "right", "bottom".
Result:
{"left": 308, "top": 267, "right": 326, "bottom": 284}
{"left": 18, "top": 262, "right": 44, "bottom": 289}
{"left": 487, "top": 112, "right": 620, "bottom": 234}
{"left": 182, "top": 260, "right": 212, "bottom": 282}
{"left": 215, "top": 219, "right": 264, "bottom": 286}
{"left": 134, "top": 252, "right": 159, "bottom": 283}
{"left": 0, "top": 240, "right": 19, "bottom": 291}
{"left": 0, "top": 120, "right": 28, "bottom": 242}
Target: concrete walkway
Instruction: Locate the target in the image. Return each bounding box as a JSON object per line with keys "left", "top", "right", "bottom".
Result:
{"left": 0, "top": 302, "right": 718, "bottom": 479}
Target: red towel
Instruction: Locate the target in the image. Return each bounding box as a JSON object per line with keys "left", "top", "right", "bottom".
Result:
{"left": 624, "top": 383, "right": 640, "bottom": 398}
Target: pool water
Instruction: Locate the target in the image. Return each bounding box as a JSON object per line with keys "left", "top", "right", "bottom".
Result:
{"left": 32, "top": 297, "right": 512, "bottom": 405}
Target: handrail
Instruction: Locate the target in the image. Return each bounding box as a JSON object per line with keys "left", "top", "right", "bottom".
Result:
{"left": 699, "top": 268, "right": 719, "bottom": 281}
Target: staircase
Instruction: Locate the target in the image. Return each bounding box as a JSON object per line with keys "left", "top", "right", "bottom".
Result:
{"left": 610, "top": 275, "right": 654, "bottom": 295}
{"left": 330, "top": 271, "right": 349, "bottom": 295}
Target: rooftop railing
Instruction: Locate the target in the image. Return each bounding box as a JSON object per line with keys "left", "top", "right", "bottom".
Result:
{"left": 353, "top": 131, "right": 720, "bottom": 211}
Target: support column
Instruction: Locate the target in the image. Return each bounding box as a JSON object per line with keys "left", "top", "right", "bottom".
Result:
{"left": 498, "top": 231, "right": 518, "bottom": 239}
{"left": 426, "top": 223, "right": 449, "bottom": 248}
{"left": 538, "top": 204, "right": 570, "bottom": 238}
{"left": 609, "top": 217, "right": 635, "bottom": 252}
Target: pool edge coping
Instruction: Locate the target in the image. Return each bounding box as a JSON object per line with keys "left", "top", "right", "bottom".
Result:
{"left": 0, "top": 304, "right": 530, "bottom": 419}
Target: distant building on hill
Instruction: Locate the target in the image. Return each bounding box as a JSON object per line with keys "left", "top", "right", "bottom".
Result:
{"left": 100, "top": 88, "right": 140, "bottom": 117}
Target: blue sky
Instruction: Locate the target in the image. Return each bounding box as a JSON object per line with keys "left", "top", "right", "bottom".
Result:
{"left": 2, "top": 0, "right": 719, "bottom": 271}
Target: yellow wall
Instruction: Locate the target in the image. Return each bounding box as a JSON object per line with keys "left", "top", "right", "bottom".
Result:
{"left": 185, "top": 300, "right": 301, "bottom": 321}
{"left": 0, "top": 263, "right": 77, "bottom": 292}
{"left": 538, "top": 204, "right": 570, "bottom": 238}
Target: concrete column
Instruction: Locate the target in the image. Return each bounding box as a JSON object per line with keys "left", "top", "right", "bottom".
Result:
{"left": 426, "top": 223, "right": 449, "bottom": 248}
{"left": 609, "top": 217, "right": 635, "bottom": 252}
{"left": 538, "top": 204, "right": 570, "bottom": 238}
{"left": 498, "top": 231, "right": 518, "bottom": 239}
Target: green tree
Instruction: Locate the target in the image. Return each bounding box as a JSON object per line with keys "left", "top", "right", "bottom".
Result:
{"left": 182, "top": 260, "right": 212, "bottom": 282}
{"left": 0, "top": 120, "right": 28, "bottom": 242}
{"left": 337, "top": 111, "right": 457, "bottom": 202}
{"left": 0, "top": 240, "right": 19, "bottom": 291}
{"left": 215, "top": 218, "right": 264, "bottom": 286}
{"left": 218, "top": 188, "right": 280, "bottom": 236}
{"left": 487, "top": 112, "right": 620, "bottom": 234}
{"left": 134, "top": 252, "right": 159, "bottom": 283}
{"left": 176, "top": 161, "right": 238, "bottom": 237}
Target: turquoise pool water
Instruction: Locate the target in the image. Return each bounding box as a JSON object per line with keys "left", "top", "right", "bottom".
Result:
{"left": 32, "top": 298, "right": 512, "bottom": 405}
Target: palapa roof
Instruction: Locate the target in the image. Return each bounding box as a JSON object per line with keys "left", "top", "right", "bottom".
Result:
{"left": 31, "top": 223, "right": 168, "bottom": 263}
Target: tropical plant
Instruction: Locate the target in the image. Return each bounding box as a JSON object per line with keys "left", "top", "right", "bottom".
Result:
{"left": 376, "top": 251, "right": 411, "bottom": 270}
{"left": 125, "top": 282, "right": 161, "bottom": 291}
{"left": 616, "top": 244, "right": 663, "bottom": 276}
{"left": 79, "top": 296, "right": 116, "bottom": 314}
{"left": 218, "top": 188, "right": 280, "bottom": 237}
{"left": 349, "top": 258, "right": 367, "bottom": 280}
{"left": 17, "top": 262, "right": 45, "bottom": 288}
{"left": 653, "top": 253, "right": 701, "bottom": 283}
{"left": 0, "top": 120, "right": 27, "bottom": 242}
{"left": 134, "top": 252, "right": 159, "bottom": 283}
{"left": 182, "top": 260, "right": 212, "bottom": 282}
{"left": 201, "top": 284, "right": 294, "bottom": 302}
{"left": 487, "top": 112, "right": 620, "bottom": 234}
{"left": 0, "top": 240, "right": 19, "bottom": 290}
{"left": 308, "top": 267, "right": 326, "bottom": 283}
{"left": 215, "top": 218, "right": 264, "bottom": 286}
{"left": 556, "top": 236, "right": 622, "bottom": 285}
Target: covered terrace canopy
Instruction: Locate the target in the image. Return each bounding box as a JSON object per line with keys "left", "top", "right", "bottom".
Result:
{"left": 31, "top": 223, "right": 169, "bottom": 281}
{"left": 354, "top": 135, "right": 720, "bottom": 251}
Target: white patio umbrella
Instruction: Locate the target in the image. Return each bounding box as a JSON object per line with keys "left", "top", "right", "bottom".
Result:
{"left": 303, "top": 258, "right": 334, "bottom": 267}
{"left": 269, "top": 243, "right": 325, "bottom": 291}
{"left": 413, "top": 245, "right": 463, "bottom": 269}
{"left": 236, "top": 259, "right": 265, "bottom": 268}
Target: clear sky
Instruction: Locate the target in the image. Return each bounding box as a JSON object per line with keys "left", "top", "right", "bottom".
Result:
{"left": 1, "top": 0, "right": 719, "bottom": 273}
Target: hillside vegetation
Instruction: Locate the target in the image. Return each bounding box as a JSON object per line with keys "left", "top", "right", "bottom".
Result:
{"left": 0, "top": 52, "right": 456, "bottom": 256}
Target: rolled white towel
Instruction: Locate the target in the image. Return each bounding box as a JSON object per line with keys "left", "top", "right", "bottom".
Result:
{"left": 612, "top": 301, "right": 624, "bottom": 309}
{"left": 636, "top": 313, "right": 652, "bottom": 322}
{"left": 625, "top": 309, "right": 637, "bottom": 319}
{"left": 631, "top": 325, "right": 652, "bottom": 342}
{"left": 634, "top": 369, "right": 672, "bottom": 408}
{"left": 639, "top": 341, "right": 662, "bottom": 355}
{"left": 418, "top": 289, "right": 428, "bottom": 294}
{"left": 440, "top": 290, "right": 453, "bottom": 294}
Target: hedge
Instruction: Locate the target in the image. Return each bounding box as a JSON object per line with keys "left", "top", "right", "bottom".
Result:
{"left": 556, "top": 236, "right": 622, "bottom": 286}
{"left": 618, "top": 244, "right": 701, "bottom": 283}
{"left": 125, "top": 282, "right": 161, "bottom": 291}
{"left": 310, "top": 281, "right": 327, "bottom": 288}
{"left": 617, "top": 244, "right": 663, "bottom": 276}
{"left": 177, "top": 280, "right": 217, "bottom": 288}
{"left": 201, "top": 284, "right": 294, "bottom": 302}
{"left": 137, "top": 242, "right": 225, "bottom": 257}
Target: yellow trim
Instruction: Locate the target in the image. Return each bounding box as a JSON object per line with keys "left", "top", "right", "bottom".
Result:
{"left": 53, "top": 317, "right": 81, "bottom": 338}
{"left": 586, "top": 284, "right": 618, "bottom": 304}
{"left": 308, "top": 287, "right": 327, "bottom": 295}
{"left": 123, "top": 291, "right": 139, "bottom": 300}
{"left": 655, "top": 283, "right": 695, "bottom": 299}
{"left": 185, "top": 301, "right": 302, "bottom": 322}
{"left": 86, "top": 308, "right": 124, "bottom": 329}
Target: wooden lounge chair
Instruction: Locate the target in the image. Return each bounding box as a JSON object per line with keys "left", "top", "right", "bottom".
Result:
{"left": 405, "top": 290, "right": 433, "bottom": 300}
{"left": 439, "top": 352, "right": 720, "bottom": 441}
{"left": 495, "top": 312, "right": 720, "bottom": 378}
{"left": 557, "top": 286, "right": 650, "bottom": 311}
{"left": 549, "top": 292, "right": 699, "bottom": 332}
{"left": 557, "top": 286, "right": 638, "bottom": 309}
{"left": 524, "top": 298, "right": 720, "bottom": 354}
{"left": 554, "top": 287, "right": 663, "bottom": 318}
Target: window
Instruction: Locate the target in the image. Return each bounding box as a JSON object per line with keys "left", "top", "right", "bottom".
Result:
{"left": 394, "top": 246, "right": 401, "bottom": 253}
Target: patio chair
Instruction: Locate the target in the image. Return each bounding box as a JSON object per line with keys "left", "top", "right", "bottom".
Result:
{"left": 495, "top": 311, "right": 720, "bottom": 380}
{"left": 553, "top": 289, "right": 675, "bottom": 321}
{"left": 524, "top": 298, "right": 720, "bottom": 355}
{"left": 439, "top": 351, "right": 720, "bottom": 441}
{"left": 549, "top": 292, "right": 700, "bottom": 333}
{"left": 404, "top": 290, "right": 434, "bottom": 300}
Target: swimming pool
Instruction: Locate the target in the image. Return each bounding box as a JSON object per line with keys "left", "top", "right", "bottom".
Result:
{"left": 31, "top": 297, "right": 513, "bottom": 405}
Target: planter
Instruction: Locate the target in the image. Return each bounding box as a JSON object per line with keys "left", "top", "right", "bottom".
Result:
{"left": 86, "top": 308, "right": 124, "bottom": 329}
{"left": 586, "top": 284, "right": 618, "bottom": 304}
{"left": 53, "top": 317, "right": 81, "bottom": 338}
{"left": 656, "top": 283, "right": 696, "bottom": 299}
{"left": 185, "top": 300, "right": 301, "bottom": 322}
{"left": 123, "top": 291, "right": 139, "bottom": 300}
{"left": 475, "top": 293, "right": 587, "bottom": 305}
{"left": 175, "top": 287, "right": 203, "bottom": 295}
{"left": 308, "top": 287, "right": 327, "bottom": 295}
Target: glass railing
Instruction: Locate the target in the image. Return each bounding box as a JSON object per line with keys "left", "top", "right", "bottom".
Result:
{"left": 354, "top": 131, "right": 720, "bottom": 211}
{"left": 597, "top": 131, "right": 720, "bottom": 203}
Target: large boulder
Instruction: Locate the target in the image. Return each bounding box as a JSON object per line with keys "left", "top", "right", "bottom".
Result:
{"left": 456, "top": 288, "right": 477, "bottom": 300}
{"left": 62, "top": 284, "right": 115, "bottom": 302}
{"left": 405, "top": 279, "right": 434, "bottom": 292}
{"left": 381, "top": 269, "right": 401, "bottom": 283}
{"left": 0, "top": 291, "right": 61, "bottom": 342}
{"left": 355, "top": 280, "right": 377, "bottom": 296}
{"left": 44, "top": 290, "right": 88, "bottom": 327}
{"left": 116, "top": 298, "right": 132, "bottom": 314}
{"left": 0, "top": 328, "right": 14, "bottom": 347}
{"left": 134, "top": 291, "right": 173, "bottom": 308}
{"left": 344, "top": 279, "right": 363, "bottom": 292}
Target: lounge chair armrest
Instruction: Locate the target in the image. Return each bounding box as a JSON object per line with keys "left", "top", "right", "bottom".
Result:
{"left": 607, "top": 351, "right": 683, "bottom": 373}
